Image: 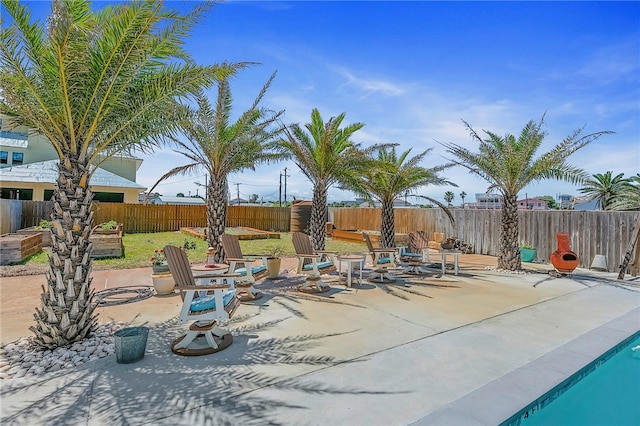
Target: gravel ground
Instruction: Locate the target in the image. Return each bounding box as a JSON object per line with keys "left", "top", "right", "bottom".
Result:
{"left": 0, "top": 264, "right": 48, "bottom": 277}
{"left": 0, "top": 263, "right": 116, "bottom": 278}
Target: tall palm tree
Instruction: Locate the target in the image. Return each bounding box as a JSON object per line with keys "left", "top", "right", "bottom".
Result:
{"left": 0, "top": 0, "right": 229, "bottom": 348}
{"left": 443, "top": 115, "right": 612, "bottom": 271}
{"left": 147, "top": 72, "right": 284, "bottom": 259}
{"left": 578, "top": 171, "right": 630, "bottom": 210}
{"left": 347, "top": 147, "right": 455, "bottom": 248}
{"left": 460, "top": 191, "right": 467, "bottom": 207}
{"left": 279, "top": 109, "right": 371, "bottom": 250}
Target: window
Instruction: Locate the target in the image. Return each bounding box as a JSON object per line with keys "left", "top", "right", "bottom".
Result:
{"left": 94, "top": 192, "right": 124, "bottom": 202}
{"left": 12, "top": 152, "right": 23, "bottom": 165}
{"left": 0, "top": 151, "right": 7, "bottom": 164}
{"left": 0, "top": 188, "right": 33, "bottom": 200}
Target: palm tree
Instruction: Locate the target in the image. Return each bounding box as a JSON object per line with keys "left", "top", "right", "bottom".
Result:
{"left": 443, "top": 115, "right": 612, "bottom": 271}
{"left": 444, "top": 191, "right": 455, "bottom": 207}
{"left": 279, "top": 109, "right": 371, "bottom": 250}
{"left": 147, "top": 72, "right": 284, "bottom": 259}
{"left": 0, "top": 0, "right": 229, "bottom": 348}
{"left": 578, "top": 171, "right": 630, "bottom": 210}
{"left": 608, "top": 174, "right": 640, "bottom": 211}
{"left": 347, "top": 147, "right": 455, "bottom": 248}
{"left": 460, "top": 191, "right": 467, "bottom": 207}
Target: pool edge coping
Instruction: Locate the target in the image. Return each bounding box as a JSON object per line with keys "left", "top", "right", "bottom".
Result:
{"left": 412, "top": 306, "right": 640, "bottom": 426}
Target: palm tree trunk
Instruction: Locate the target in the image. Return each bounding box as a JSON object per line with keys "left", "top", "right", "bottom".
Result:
{"left": 498, "top": 193, "right": 521, "bottom": 270}
{"left": 207, "top": 175, "right": 228, "bottom": 262}
{"left": 310, "top": 183, "right": 327, "bottom": 251}
{"left": 30, "top": 156, "right": 98, "bottom": 349}
{"left": 380, "top": 199, "right": 395, "bottom": 248}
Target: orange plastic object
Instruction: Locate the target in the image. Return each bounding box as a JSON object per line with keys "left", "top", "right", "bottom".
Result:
{"left": 550, "top": 233, "right": 579, "bottom": 273}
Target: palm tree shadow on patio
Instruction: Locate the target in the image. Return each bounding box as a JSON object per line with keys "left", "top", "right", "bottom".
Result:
{"left": 1, "top": 316, "right": 405, "bottom": 425}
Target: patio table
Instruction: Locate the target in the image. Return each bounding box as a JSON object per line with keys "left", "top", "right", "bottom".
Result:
{"left": 440, "top": 250, "right": 463, "bottom": 275}
{"left": 337, "top": 254, "right": 366, "bottom": 287}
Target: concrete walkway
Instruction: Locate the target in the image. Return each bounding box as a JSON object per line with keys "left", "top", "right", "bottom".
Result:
{"left": 1, "top": 256, "right": 639, "bottom": 425}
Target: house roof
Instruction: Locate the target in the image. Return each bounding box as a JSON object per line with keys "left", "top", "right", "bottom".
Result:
{"left": 154, "top": 196, "right": 205, "bottom": 205}
{"left": 0, "top": 160, "right": 145, "bottom": 189}
{"left": 0, "top": 135, "right": 28, "bottom": 148}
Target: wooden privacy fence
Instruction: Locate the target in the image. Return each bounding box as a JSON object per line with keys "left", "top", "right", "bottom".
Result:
{"left": 330, "top": 207, "right": 640, "bottom": 272}
{"left": 225, "top": 205, "right": 291, "bottom": 232}
{"left": 0, "top": 199, "right": 23, "bottom": 235}
{"left": 4, "top": 199, "right": 637, "bottom": 272}
{"left": 0, "top": 200, "right": 291, "bottom": 234}
{"left": 92, "top": 203, "right": 291, "bottom": 232}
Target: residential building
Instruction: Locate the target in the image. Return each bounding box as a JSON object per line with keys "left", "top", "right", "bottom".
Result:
{"left": 0, "top": 114, "right": 145, "bottom": 203}
{"left": 150, "top": 195, "right": 205, "bottom": 205}
{"left": 517, "top": 197, "right": 549, "bottom": 210}
{"left": 465, "top": 193, "right": 504, "bottom": 209}
{"left": 558, "top": 194, "right": 574, "bottom": 210}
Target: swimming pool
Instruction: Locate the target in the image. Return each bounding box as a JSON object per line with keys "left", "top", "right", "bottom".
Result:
{"left": 504, "top": 332, "right": 640, "bottom": 426}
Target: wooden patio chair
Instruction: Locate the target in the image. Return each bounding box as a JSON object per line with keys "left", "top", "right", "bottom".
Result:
{"left": 164, "top": 245, "right": 241, "bottom": 356}
{"left": 401, "top": 231, "right": 430, "bottom": 263}
{"left": 291, "top": 231, "right": 337, "bottom": 293}
{"left": 362, "top": 232, "right": 397, "bottom": 282}
{"left": 220, "top": 234, "right": 266, "bottom": 301}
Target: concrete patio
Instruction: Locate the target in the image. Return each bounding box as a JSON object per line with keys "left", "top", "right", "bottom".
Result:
{"left": 1, "top": 254, "right": 639, "bottom": 425}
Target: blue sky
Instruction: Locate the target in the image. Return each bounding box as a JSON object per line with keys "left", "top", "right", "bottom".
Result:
{"left": 26, "top": 1, "right": 640, "bottom": 204}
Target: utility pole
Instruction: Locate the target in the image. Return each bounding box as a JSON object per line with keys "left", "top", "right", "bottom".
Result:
{"left": 234, "top": 182, "right": 241, "bottom": 205}
{"left": 279, "top": 173, "right": 282, "bottom": 206}
{"left": 283, "top": 167, "right": 290, "bottom": 206}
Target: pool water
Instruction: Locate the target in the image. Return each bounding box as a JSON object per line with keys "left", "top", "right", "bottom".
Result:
{"left": 521, "top": 335, "right": 640, "bottom": 426}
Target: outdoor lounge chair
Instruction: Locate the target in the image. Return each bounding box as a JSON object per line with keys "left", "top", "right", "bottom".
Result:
{"left": 291, "top": 231, "right": 337, "bottom": 293}
{"left": 220, "top": 233, "right": 266, "bottom": 301}
{"left": 164, "top": 245, "right": 241, "bottom": 356}
{"left": 362, "top": 232, "right": 397, "bottom": 282}
{"left": 401, "top": 231, "right": 430, "bottom": 263}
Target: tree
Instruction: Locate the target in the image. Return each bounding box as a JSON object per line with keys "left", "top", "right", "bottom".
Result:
{"left": 578, "top": 171, "right": 630, "bottom": 210}
{"left": 249, "top": 193, "right": 259, "bottom": 203}
{"left": 176, "top": 193, "right": 185, "bottom": 197}
{"left": 443, "top": 115, "right": 612, "bottom": 271}
{"left": 444, "top": 191, "right": 455, "bottom": 206}
{"left": 147, "top": 72, "right": 284, "bottom": 259}
{"left": 536, "top": 195, "right": 559, "bottom": 210}
{"left": 608, "top": 174, "right": 640, "bottom": 211}
{"left": 347, "top": 147, "right": 455, "bottom": 248}
{"left": 279, "top": 109, "right": 373, "bottom": 250}
{"left": 0, "top": 0, "right": 228, "bottom": 348}
{"left": 460, "top": 191, "right": 467, "bottom": 207}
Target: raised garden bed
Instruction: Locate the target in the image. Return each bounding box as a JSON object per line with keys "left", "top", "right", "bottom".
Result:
{"left": 0, "top": 233, "right": 42, "bottom": 265}
{"left": 90, "top": 223, "right": 124, "bottom": 258}
{"left": 17, "top": 227, "right": 53, "bottom": 247}
{"left": 181, "top": 227, "right": 280, "bottom": 240}
{"left": 332, "top": 229, "right": 408, "bottom": 246}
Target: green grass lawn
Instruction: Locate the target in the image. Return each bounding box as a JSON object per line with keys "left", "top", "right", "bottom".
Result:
{"left": 21, "top": 229, "right": 368, "bottom": 270}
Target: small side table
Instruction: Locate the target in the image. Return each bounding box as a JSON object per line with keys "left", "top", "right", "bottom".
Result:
{"left": 440, "top": 250, "right": 462, "bottom": 275}
{"left": 191, "top": 264, "right": 229, "bottom": 277}
{"left": 338, "top": 254, "right": 365, "bottom": 287}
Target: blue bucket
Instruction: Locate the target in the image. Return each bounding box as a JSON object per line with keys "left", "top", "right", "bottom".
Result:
{"left": 114, "top": 326, "right": 149, "bottom": 364}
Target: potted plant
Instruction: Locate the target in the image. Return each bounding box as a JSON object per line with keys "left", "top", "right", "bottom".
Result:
{"left": 150, "top": 248, "right": 174, "bottom": 295}
{"left": 520, "top": 243, "right": 537, "bottom": 263}
{"left": 151, "top": 249, "right": 170, "bottom": 274}
{"left": 264, "top": 246, "right": 285, "bottom": 279}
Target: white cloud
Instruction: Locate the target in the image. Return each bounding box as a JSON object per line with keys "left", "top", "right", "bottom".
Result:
{"left": 331, "top": 66, "right": 406, "bottom": 97}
